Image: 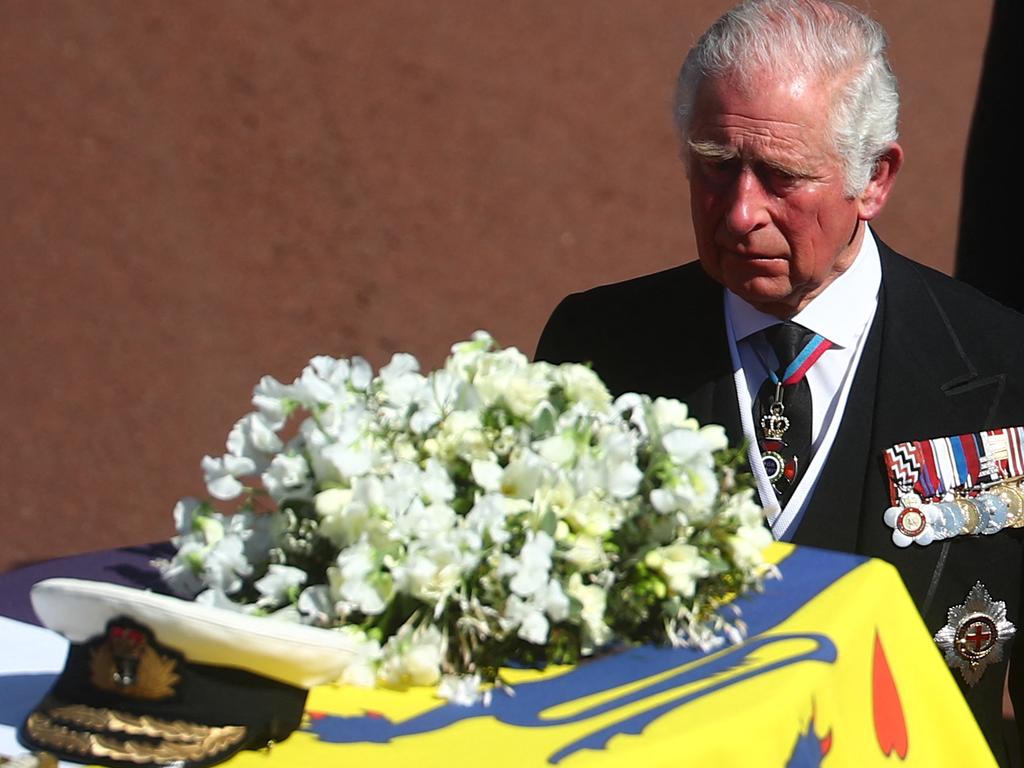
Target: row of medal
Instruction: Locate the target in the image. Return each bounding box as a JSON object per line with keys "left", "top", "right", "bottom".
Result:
{"left": 883, "top": 427, "right": 1024, "bottom": 548}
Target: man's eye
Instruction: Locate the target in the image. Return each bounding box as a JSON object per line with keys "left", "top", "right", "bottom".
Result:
{"left": 762, "top": 166, "right": 803, "bottom": 192}
{"left": 698, "top": 157, "right": 736, "bottom": 178}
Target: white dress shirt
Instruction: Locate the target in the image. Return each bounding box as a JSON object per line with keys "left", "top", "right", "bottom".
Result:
{"left": 724, "top": 227, "right": 882, "bottom": 540}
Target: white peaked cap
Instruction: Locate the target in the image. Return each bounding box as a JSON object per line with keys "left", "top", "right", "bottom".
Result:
{"left": 31, "top": 578, "right": 356, "bottom": 689}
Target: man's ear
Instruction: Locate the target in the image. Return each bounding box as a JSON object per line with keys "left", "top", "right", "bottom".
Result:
{"left": 857, "top": 143, "right": 903, "bottom": 221}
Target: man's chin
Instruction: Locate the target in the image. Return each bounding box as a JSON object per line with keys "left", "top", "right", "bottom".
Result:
{"left": 727, "top": 277, "right": 801, "bottom": 317}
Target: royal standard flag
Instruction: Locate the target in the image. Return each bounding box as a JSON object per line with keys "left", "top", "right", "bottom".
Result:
{"left": 0, "top": 544, "right": 994, "bottom": 766}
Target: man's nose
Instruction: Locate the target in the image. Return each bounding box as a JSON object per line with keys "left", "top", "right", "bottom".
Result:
{"left": 722, "top": 168, "right": 771, "bottom": 235}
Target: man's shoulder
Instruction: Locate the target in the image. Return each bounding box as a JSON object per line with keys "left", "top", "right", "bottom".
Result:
{"left": 881, "top": 244, "right": 1024, "bottom": 329}
{"left": 554, "top": 260, "right": 712, "bottom": 307}
{"left": 534, "top": 261, "right": 718, "bottom": 365}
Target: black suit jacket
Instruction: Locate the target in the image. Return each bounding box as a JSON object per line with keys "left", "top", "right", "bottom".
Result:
{"left": 536, "top": 241, "right": 1024, "bottom": 763}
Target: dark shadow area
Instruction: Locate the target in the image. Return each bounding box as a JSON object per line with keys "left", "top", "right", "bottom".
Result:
{"left": 955, "top": 0, "right": 1019, "bottom": 311}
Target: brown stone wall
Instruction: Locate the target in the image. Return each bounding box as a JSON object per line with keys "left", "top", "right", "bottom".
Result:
{"left": 0, "top": 1, "right": 993, "bottom": 571}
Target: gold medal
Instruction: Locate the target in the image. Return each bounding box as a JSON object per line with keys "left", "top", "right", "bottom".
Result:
{"left": 954, "top": 497, "right": 980, "bottom": 534}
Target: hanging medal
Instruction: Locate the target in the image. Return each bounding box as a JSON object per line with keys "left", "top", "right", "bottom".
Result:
{"left": 757, "top": 332, "right": 832, "bottom": 498}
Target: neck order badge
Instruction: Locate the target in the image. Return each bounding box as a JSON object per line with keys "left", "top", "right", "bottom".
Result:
{"left": 754, "top": 323, "right": 833, "bottom": 505}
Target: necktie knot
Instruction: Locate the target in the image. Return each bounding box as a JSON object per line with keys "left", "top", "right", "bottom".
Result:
{"left": 764, "top": 322, "right": 814, "bottom": 371}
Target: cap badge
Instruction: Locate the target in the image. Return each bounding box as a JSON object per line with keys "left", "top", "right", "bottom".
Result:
{"left": 89, "top": 621, "right": 180, "bottom": 700}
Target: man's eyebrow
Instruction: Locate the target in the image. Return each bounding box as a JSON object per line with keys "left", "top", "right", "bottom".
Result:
{"left": 687, "top": 139, "right": 738, "bottom": 160}
{"left": 688, "top": 139, "right": 820, "bottom": 179}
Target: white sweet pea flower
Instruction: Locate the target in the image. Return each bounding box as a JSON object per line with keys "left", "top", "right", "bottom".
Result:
{"left": 446, "top": 331, "right": 497, "bottom": 380}
{"left": 320, "top": 434, "right": 375, "bottom": 480}
{"left": 201, "top": 534, "right": 253, "bottom": 595}
{"left": 438, "top": 673, "right": 486, "bottom": 706}
{"left": 698, "top": 424, "right": 729, "bottom": 452}
{"left": 598, "top": 431, "right": 643, "bottom": 499}
{"left": 201, "top": 454, "right": 257, "bottom": 500}
{"left": 293, "top": 359, "right": 344, "bottom": 406}
{"left": 651, "top": 397, "right": 698, "bottom": 432}
{"left": 501, "top": 594, "right": 550, "bottom": 644}
{"left": 227, "top": 412, "right": 283, "bottom": 467}
{"left": 334, "top": 626, "right": 383, "bottom": 687}
{"left": 229, "top": 509, "right": 287, "bottom": 570}
{"left": 501, "top": 450, "right": 547, "bottom": 500}
{"left": 652, "top": 432, "right": 719, "bottom": 520}
{"left": 157, "top": 539, "right": 207, "bottom": 597}
{"left": 381, "top": 461, "right": 421, "bottom": 515}
{"left": 410, "top": 369, "right": 461, "bottom": 435}
{"left": 420, "top": 458, "right": 456, "bottom": 504}
{"left": 531, "top": 479, "right": 576, "bottom": 528}
{"left": 262, "top": 453, "right": 313, "bottom": 502}
{"left": 251, "top": 375, "right": 294, "bottom": 430}
{"left": 509, "top": 531, "right": 555, "bottom": 597}
{"left": 535, "top": 433, "right": 578, "bottom": 467}
{"left": 662, "top": 429, "right": 708, "bottom": 465}
{"left": 567, "top": 573, "right": 612, "bottom": 652}
{"left": 317, "top": 475, "right": 389, "bottom": 548}
{"left": 562, "top": 534, "right": 608, "bottom": 572}
{"left": 255, "top": 564, "right": 308, "bottom": 607}
{"left": 557, "top": 364, "right": 612, "bottom": 410}
{"left": 503, "top": 368, "right": 553, "bottom": 420}
{"left": 296, "top": 585, "right": 336, "bottom": 627}
{"left": 349, "top": 357, "right": 373, "bottom": 390}
{"left": 471, "top": 459, "right": 503, "bottom": 493}
{"left": 379, "top": 624, "right": 445, "bottom": 688}
{"left": 472, "top": 348, "right": 531, "bottom": 407}
{"left": 650, "top": 487, "right": 680, "bottom": 514}
{"left": 390, "top": 540, "right": 471, "bottom": 605}
{"left": 646, "top": 543, "right": 711, "bottom": 599}
{"left": 565, "top": 492, "right": 623, "bottom": 537}
{"left": 395, "top": 499, "right": 457, "bottom": 542}
{"left": 614, "top": 392, "right": 650, "bottom": 436}
{"left": 314, "top": 487, "right": 353, "bottom": 545}
{"left": 501, "top": 578, "right": 567, "bottom": 645}
{"left": 465, "top": 493, "right": 513, "bottom": 545}
{"left": 728, "top": 523, "right": 772, "bottom": 571}
{"left": 378, "top": 353, "right": 427, "bottom": 427}
{"left": 539, "top": 577, "right": 570, "bottom": 622}
{"left": 331, "top": 539, "right": 392, "bottom": 616}
{"left": 171, "top": 497, "right": 207, "bottom": 542}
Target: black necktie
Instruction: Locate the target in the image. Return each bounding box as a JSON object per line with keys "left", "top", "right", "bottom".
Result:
{"left": 753, "top": 322, "right": 816, "bottom": 507}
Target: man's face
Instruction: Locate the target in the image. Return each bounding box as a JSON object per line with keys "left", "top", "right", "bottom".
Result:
{"left": 686, "top": 73, "right": 865, "bottom": 317}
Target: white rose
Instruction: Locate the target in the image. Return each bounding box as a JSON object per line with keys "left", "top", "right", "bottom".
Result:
{"left": 503, "top": 369, "right": 552, "bottom": 419}
{"left": 558, "top": 364, "right": 611, "bottom": 409}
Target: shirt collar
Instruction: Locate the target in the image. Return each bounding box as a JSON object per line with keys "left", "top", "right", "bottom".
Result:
{"left": 724, "top": 225, "right": 881, "bottom": 348}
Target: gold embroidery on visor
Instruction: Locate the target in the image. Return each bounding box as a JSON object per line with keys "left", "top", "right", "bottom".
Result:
{"left": 26, "top": 707, "right": 246, "bottom": 764}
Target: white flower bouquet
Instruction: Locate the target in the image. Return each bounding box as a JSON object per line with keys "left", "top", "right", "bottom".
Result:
{"left": 158, "top": 332, "right": 772, "bottom": 703}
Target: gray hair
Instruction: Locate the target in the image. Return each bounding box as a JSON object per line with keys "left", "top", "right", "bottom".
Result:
{"left": 675, "top": 0, "right": 899, "bottom": 196}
